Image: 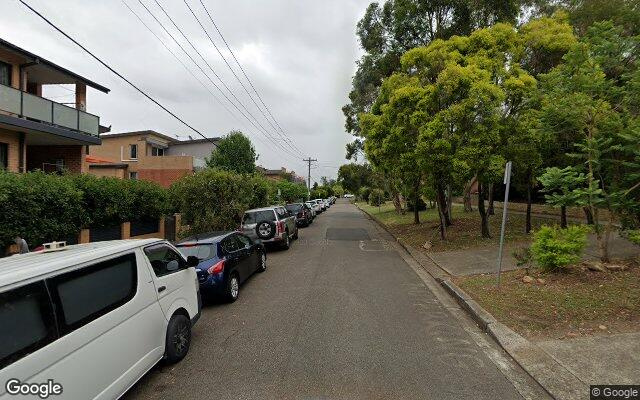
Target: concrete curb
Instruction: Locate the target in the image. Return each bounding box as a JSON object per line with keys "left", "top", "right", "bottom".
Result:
{"left": 355, "top": 202, "right": 585, "bottom": 400}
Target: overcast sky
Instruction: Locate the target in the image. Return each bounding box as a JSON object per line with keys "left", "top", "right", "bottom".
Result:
{"left": 0, "top": 0, "right": 369, "bottom": 181}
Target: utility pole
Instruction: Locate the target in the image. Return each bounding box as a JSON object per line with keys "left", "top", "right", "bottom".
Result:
{"left": 303, "top": 157, "right": 317, "bottom": 197}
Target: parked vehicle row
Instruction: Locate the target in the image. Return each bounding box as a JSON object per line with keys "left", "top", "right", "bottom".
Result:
{"left": 0, "top": 199, "right": 337, "bottom": 399}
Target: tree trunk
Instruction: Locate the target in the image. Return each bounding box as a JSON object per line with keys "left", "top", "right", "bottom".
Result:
{"left": 393, "top": 192, "right": 403, "bottom": 214}
{"left": 436, "top": 185, "right": 452, "bottom": 226}
{"left": 463, "top": 178, "right": 474, "bottom": 212}
{"left": 526, "top": 178, "right": 532, "bottom": 234}
{"left": 477, "top": 182, "right": 491, "bottom": 238}
{"left": 487, "top": 183, "right": 495, "bottom": 216}
{"left": 560, "top": 206, "right": 567, "bottom": 229}
{"left": 436, "top": 190, "right": 447, "bottom": 240}
{"left": 413, "top": 180, "right": 420, "bottom": 225}
{"left": 446, "top": 184, "right": 453, "bottom": 222}
{"left": 583, "top": 207, "right": 594, "bottom": 225}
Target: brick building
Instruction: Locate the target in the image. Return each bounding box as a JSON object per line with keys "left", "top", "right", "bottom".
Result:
{"left": 0, "top": 38, "right": 109, "bottom": 173}
{"left": 87, "top": 131, "right": 219, "bottom": 187}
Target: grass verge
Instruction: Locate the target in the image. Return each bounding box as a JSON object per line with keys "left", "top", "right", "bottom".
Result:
{"left": 454, "top": 264, "right": 640, "bottom": 340}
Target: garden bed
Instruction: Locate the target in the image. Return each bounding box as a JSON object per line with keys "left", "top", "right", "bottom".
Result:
{"left": 454, "top": 261, "right": 640, "bottom": 340}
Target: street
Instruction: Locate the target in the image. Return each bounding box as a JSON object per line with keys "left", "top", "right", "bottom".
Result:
{"left": 124, "top": 200, "right": 546, "bottom": 400}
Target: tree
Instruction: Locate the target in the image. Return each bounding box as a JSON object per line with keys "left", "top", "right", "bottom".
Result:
{"left": 344, "top": 0, "right": 526, "bottom": 159}
{"left": 338, "top": 163, "right": 373, "bottom": 194}
{"left": 206, "top": 131, "right": 257, "bottom": 174}
{"left": 538, "top": 167, "right": 586, "bottom": 228}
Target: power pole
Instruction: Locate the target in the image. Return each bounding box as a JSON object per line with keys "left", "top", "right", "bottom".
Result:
{"left": 303, "top": 157, "right": 317, "bottom": 197}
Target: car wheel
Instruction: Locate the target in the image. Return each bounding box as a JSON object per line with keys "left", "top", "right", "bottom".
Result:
{"left": 256, "top": 220, "right": 276, "bottom": 240}
{"left": 281, "top": 230, "right": 290, "bottom": 250}
{"left": 224, "top": 273, "right": 240, "bottom": 302}
{"left": 257, "top": 251, "right": 267, "bottom": 272}
{"left": 164, "top": 314, "right": 191, "bottom": 364}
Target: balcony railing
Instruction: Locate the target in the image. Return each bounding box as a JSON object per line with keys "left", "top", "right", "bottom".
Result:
{"left": 0, "top": 83, "right": 99, "bottom": 136}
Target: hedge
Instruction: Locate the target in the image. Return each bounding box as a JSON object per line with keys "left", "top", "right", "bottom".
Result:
{"left": 0, "top": 171, "right": 167, "bottom": 251}
{"left": 169, "top": 170, "right": 270, "bottom": 234}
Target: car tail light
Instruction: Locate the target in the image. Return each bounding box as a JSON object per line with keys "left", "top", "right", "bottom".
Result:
{"left": 277, "top": 221, "right": 285, "bottom": 234}
{"left": 208, "top": 260, "right": 225, "bottom": 274}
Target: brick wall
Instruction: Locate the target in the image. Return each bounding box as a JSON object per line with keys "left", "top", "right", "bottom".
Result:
{"left": 0, "top": 129, "right": 21, "bottom": 172}
{"left": 138, "top": 169, "right": 192, "bottom": 188}
{"left": 27, "top": 145, "right": 85, "bottom": 173}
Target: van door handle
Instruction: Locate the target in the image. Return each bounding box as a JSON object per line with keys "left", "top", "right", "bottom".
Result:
{"left": 158, "top": 286, "right": 166, "bottom": 293}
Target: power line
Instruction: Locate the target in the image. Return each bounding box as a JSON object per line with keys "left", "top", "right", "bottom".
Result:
{"left": 186, "top": 0, "right": 304, "bottom": 157}
{"left": 197, "top": 0, "right": 305, "bottom": 157}
{"left": 150, "top": 0, "right": 302, "bottom": 160}
{"left": 18, "top": 0, "right": 218, "bottom": 147}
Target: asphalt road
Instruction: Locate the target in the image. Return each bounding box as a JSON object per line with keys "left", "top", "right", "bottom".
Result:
{"left": 124, "top": 200, "right": 545, "bottom": 400}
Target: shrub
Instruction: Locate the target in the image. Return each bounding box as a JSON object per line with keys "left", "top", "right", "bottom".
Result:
{"left": 170, "top": 169, "right": 267, "bottom": 233}
{"left": 369, "top": 188, "right": 385, "bottom": 207}
{"left": 0, "top": 171, "right": 87, "bottom": 250}
{"left": 531, "top": 225, "right": 589, "bottom": 272}
{"left": 359, "top": 186, "right": 371, "bottom": 202}
{"left": 275, "top": 180, "right": 308, "bottom": 203}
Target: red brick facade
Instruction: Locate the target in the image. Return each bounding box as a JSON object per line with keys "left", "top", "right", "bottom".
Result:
{"left": 138, "top": 169, "right": 192, "bottom": 188}
{"left": 27, "top": 145, "right": 85, "bottom": 173}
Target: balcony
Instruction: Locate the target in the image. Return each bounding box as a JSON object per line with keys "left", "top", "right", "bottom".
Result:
{"left": 0, "top": 83, "right": 99, "bottom": 137}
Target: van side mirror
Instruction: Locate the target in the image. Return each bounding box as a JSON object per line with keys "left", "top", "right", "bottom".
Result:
{"left": 166, "top": 260, "right": 180, "bottom": 271}
{"left": 186, "top": 256, "right": 199, "bottom": 267}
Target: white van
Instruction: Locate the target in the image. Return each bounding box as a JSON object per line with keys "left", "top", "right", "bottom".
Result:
{"left": 0, "top": 239, "right": 201, "bottom": 399}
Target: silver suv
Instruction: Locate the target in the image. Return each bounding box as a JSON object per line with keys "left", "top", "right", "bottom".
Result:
{"left": 241, "top": 206, "right": 298, "bottom": 249}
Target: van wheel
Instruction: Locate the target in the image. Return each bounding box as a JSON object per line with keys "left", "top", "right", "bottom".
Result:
{"left": 164, "top": 314, "right": 191, "bottom": 364}
{"left": 225, "top": 273, "right": 240, "bottom": 302}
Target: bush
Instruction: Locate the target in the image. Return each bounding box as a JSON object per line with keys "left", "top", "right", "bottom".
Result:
{"left": 0, "top": 171, "right": 87, "bottom": 250}
{"left": 275, "top": 180, "right": 308, "bottom": 203}
{"left": 0, "top": 172, "right": 170, "bottom": 251}
{"left": 369, "top": 188, "right": 385, "bottom": 206}
{"left": 170, "top": 169, "right": 270, "bottom": 234}
{"left": 406, "top": 196, "right": 427, "bottom": 211}
{"left": 531, "top": 225, "right": 589, "bottom": 272}
{"left": 359, "top": 186, "right": 371, "bottom": 202}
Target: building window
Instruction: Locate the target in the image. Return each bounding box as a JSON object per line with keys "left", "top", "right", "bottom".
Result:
{"left": 0, "top": 143, "right": 8, "bottom": 170}
{"left": 129, "top": 172, "right": 138, "bottom": 180}
{"left": 129, "top": 144, "right": 138, "bottom": 159}
{"left": 0, "top": 61, "right": 11, "bottom": 86}
{"left": 151, "top": 147, "right": 165, "bottom": 156}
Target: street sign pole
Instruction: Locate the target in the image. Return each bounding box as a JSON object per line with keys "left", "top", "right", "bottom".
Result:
{"left": 497, "top": 161, "right": 512, "bottom": 288}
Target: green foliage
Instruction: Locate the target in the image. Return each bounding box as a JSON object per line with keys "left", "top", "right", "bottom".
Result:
{"left": 206, "top": 131, "right": 257, "bottom": 174}
{"left": 359, "top": 186, "right": 371, "bottom": 202}
{"left": 310, "top": 187, "right": 328, "bottom": 200}
{"left": 625, "top": 230, "right": 640, "bottom": 245}
{"left": 0, "top": 172, "right": 167, "bottom": 250}
{"left": 275, "top": 180, "right": 308, "bottom": 203}
{"left": 369, "top": 188, "right": 385, "bottom": 206}
{"left": 538, "top": 167, "right": 586, "bottom": 208}
{"left": 332, "top": 184, "right": 345, "bottom": 198}
{"left": 169, "top": 169, "right": 269, "bottom": 234}
{"left": 531, "top": 225, "right": 589, "bottom": 271}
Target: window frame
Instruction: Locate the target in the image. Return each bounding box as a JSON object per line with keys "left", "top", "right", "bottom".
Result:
{"left": 0, "top": 281, "right": 58, "bottom": 369}
{"left": 151, "top": 147, "right": 165, "bottom": 157}
{"left": 0, "top": 61, "right": 11, "bottom": 86}
{"left": 129, "top": 171, "right": 138, "bottom": 180}
{"left": 46, "top": 253, "right": 138, "bottom": 336}
{"left": 143, "top": 243, "right": 189, "bottom": 278}
{"left": 129, "top": 144, "right": 138, "bottom": 159}
{"left": 0, "top": 142, "right": 8, "bottom": 170}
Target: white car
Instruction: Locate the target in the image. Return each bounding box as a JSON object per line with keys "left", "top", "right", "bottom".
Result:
{"left": 315, "top": 199, "right": 326, "bottom": 211}
{"left": 306, "top": 200, "right": 321, "bottom": 214}
{"left": 344, "top": 194, "right": 354, "bottom": 198}
{"left": 0, "top": 239, "right": 201, "bottom": 400}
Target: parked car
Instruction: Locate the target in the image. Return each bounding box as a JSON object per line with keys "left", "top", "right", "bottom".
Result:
{"left": 0, "top": 239, "right": 200, "bottom": 400}
{"left": 315, "top": 199, "right": 327, "bottom": 211}
{"left": 286, "top": 203, "right": 313, "bottom": 227}
{"left": 176, "top": 232, "right": 266, "bottom": 302}
{"left": 344, "top": 193, "right": 354, "bottom": 198}
{"left": 241, "top": 206, "right": 298, "bottom": 249}
{"left": 305, "top": 201, "right": 318, "bottom": 217}
{"left": 307, "top": 200, "right": 322, "bottom": 214}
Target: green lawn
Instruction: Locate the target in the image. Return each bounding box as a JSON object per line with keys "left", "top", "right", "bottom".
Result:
{"left": 357, "top": 201, "right": 551, "bottom": 252}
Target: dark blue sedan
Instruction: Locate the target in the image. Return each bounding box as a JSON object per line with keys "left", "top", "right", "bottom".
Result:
{"left": 175, "top": 231, "right": 266, "bottom": 302}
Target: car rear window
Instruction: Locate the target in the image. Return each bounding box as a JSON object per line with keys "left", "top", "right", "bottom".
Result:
{"left": 176, "top": 244, "right": 216, "bottom": 260}
{"left": 243, "top": 210, "right": 276, "bottom": 224}
{"left": 285, "top": 204, "right": 302, "bottom": 213}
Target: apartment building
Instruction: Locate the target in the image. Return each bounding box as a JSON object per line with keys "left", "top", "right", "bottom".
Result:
{"left": 87, "top": 130, "right": 219, "bottom": 187}
{"left": 0, "top": 38, "right": 109, "bottom": 173}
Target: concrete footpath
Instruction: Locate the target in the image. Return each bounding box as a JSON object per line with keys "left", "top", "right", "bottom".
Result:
{"left": 356, "top": 203, "right": 640, "bottom": 400}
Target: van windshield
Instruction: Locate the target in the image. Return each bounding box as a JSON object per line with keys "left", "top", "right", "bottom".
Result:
{"left": 243, "top": 210, "right": 276, "bottom": 224}
{"left": 176, "top": 244, "right": 216, "bottom": 260}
